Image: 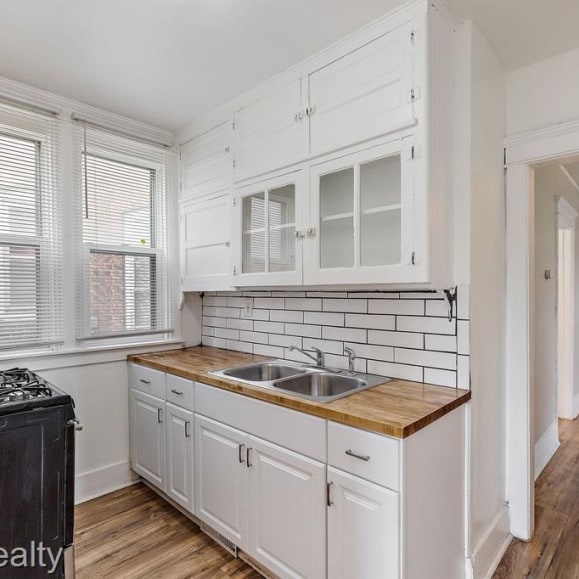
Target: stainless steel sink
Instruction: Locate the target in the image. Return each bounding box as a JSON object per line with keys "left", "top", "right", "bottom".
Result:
{"left": 210, "top": 360, "right": 388, "bottom": 402}
{"left": 222, "top": 362, "right": 305, "bottom": 382}
{"left": 273, "top": 372, "right": 366, "bottom": 399}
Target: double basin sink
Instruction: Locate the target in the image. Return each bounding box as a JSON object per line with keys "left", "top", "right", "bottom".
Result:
{"left": 210, "top": 360, "right": 388, "bottom": 403}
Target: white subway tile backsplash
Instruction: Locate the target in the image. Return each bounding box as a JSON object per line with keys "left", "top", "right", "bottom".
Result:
{"left": 395, "top": 348, "right": 456, "bottom": 370}
{"left": 254, "top": 344, "right": 285, "bottom": 358}
{"left": 304, "top": 311, "right": 344, "bottom": 326}
{"left": 457, "top": 321, "right": 470, "bottom": 355}
{"left": 285, "top": 297, "right": 322, "bottom": 311}
{"left": 254, "top": 320, "right": 284, "bottom": 334}
{"left": 368, "top": 330, "right": 424, "bottom": 349}
{"left": 270, "top": 310, "right": 304, "bottom": 323}
{"left": 397, "top": 316, "right": 455, "bottom": 335}
{"left": 346, "top": 314, "right": 395, "bottom": 330}
{"left": 367, "top": 360, "right": 423, "bottom": 382}
{"left": 344, "top": 342, "right": 394, "bottom": 363}
{"left": 254, "top": 297, "right": 285, "bottom": 310}
{"left": 424, "top": 368, "right": 457, "bottom": 388}
{"left": 322, "top": 326, "right": 366, "bottom": 343}
{"left": 201, "top": 289, "right": 469, "bottom": 391}
{"left": 285, "top": 323, "right": 322, "bottom": 338}
{"left": 425, "top": 300, "right": 450, "bottom": 317}
{"left": 457, "top": 284, "right": 470, "bottom": 320}
{"left": 270, "top": 333, "right": 301, "bottom": 348}
{"left": 239, "top": 330, "right": 268, "bottom": 344}
{"left": 323, "top": 299, "right": 367, "bottom": 313}
{"left": 369, "top": 299, "right": 424, "bottom": 316}
{"left": 424, "top": 334, "right": 457, "bottom": 353}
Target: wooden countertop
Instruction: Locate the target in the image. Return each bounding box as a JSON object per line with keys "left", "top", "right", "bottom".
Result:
{"left": 128, "top": 346, "right": 471, "bottom": 439}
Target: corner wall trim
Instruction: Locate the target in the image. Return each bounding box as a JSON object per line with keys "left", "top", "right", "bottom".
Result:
{"left": 468, "top": 505, "right": 511, "bottom": 579}
{"left": 534, "top": 420, "right": 560, "bottom": 480}
{"left": 75, "top": 459, "right": 137, "bottom": 504}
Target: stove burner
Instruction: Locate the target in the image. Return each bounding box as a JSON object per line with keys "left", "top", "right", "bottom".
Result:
{"left": 0, "top": 368, "right": 53, "bottom": 404}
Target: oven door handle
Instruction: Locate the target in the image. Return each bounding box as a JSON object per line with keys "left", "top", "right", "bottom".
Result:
{"left": 67, "top": 418, "right": 83, "bottom": 431}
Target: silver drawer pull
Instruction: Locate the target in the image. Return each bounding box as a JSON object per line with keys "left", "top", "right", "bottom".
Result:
{"left": 345, "top": 449, "right": 370, "bottom": 462}
{"left": 170, "top": 389, "right": 184, "bottom": 396}
{"left": 139, "top": 379, "right": 151, "bottom": 385}
{"left": 185, "top": 421, "right": 191, "bottom": 438}
{"left": 67, "top": 418, "right": 83, "bottom": 432}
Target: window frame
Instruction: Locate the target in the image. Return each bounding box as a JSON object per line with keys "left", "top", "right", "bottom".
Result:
{"left": 77, "top": 142, "right": 171, "bottom": 341}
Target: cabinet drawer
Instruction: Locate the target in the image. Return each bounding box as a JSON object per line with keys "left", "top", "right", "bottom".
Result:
{"left": 130, "top": 364, "right": 166, "bottom": 399}
{"left": 166, "top": 374, "right": 195, "bottom": 411}
{"left": 328, "top": 421, "right": 399, "bottom": 490}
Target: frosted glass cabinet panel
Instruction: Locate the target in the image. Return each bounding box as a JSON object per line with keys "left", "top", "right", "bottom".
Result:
{"left": 305, "top": 139, "right": 415, "bottom": 285}
{"left": 234, "top": 171, "right": 303, "bottom": 286}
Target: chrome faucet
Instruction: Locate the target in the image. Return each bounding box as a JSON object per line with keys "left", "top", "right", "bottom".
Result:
{"left": 289, "top": 345, "right": 325, "bottom": 367}
{"left": 344, "top": 346, "right": 357, "bottom": 375}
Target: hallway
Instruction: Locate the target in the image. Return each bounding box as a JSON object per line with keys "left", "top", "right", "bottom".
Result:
{"left": 493, "top": 418, "right": 579, "bottom": 578}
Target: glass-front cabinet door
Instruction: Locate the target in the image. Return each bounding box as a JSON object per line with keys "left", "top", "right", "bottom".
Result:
{"left": 233, "top": 171, "right": 303, "bottom": 286}
{"left": 305, "top": 138, "right": 418, "bottom": 285}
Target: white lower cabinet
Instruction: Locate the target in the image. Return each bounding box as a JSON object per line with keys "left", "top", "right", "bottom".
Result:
{"left": 327, "top": 466, "right": 399, "bottom": 579}
{"left": 165, "top": 402, "right": 194, "bottom": 511}
{"left": 130, "top": 389, "right": 166, "bottom": 490}
{"left": 195, "top": 415, "right": 249, "bottom": 548}
{"left": 249, "top": 436, "right": 326, "bottom": 578}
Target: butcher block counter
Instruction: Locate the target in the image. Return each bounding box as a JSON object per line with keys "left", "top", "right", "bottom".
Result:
{"left": 128, "top": 346, "right": 470, "bottom": 439}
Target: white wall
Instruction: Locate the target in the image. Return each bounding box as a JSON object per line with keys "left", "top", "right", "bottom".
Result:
{"left": 533, "top": 165, "right": 578, "bottom": 452}
{"left": 507, "top": 47, "right": 579, "bottom": 137}
{"left": 455, "top": 21, "right": 510, "bottom": 578}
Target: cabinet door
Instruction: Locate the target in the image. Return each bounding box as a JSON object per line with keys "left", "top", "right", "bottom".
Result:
{"left": 248, "top": 436, "right": 326, "bottom": 579}
{"left": 130, "top": 389, "right": 166, "bottom": 490}
{"left": 308, "top": 22, "right": 414, "bottom": 156}
{"left": 195, "top": 415, "right": 248, "bottom": 549}
{"left": 166, "top": 403, "right": 194, "bottom": 512}
{"left": 180, "top": 122, "right": 233, "bottom": 201}
{"left": 233, "top": 77, "right": 306, "bottom": 180}
{"left": 327, "top": 467, "right": 399, "bottom": 579}
{"left": 305, "top": 138, "right": 417, "bottom": 285}
{"left": 180, "top": 194, "right": 232, "bottom": 291}
{"left": 233, "top": 171, "right": 304, "bottom": 286}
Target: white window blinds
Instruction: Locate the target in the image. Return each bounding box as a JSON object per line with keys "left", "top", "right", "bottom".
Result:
{"left": 0, "top": 104, "right": 62, "bottom": 350}
{"left": 75, "top": 125, "right": 174, "bottom": 340}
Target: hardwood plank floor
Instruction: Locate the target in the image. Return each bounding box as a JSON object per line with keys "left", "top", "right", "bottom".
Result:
{"left": 74, "top": 483, "right": 261, "bottom": 578}
{"left": 493, "top": 418, "right": 579, "bottom": 579}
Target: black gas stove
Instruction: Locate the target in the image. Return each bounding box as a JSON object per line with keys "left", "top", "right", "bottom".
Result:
{"left": 0, "top": 367, "right": 78, "bottom": 578}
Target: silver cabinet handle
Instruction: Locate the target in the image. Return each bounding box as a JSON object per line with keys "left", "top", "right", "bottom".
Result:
{"left": 157, "top": 408, "right": 163, "bottom": 423}
{"left": 67, "top": 418, "right": 83, "bottom": 432}
{"left": 185, "top": 421, "right": 191, "bottom": 438}
{"left": 345, "top": 449, "right": 370, "bottom": 462}
{"left": 140, "top": 379, "right": 151, "bottom": 385}
{"left": 170, "top": 389, "right": 184, "bottom": 396}
{"left": 246, "top": 447, "right": 253, "bottom": 468}
{"left": 238, "top": 443, "right": 245, "bottom": 464}
{"left": 327, "top": 481, "right": 334, "bottom": 507}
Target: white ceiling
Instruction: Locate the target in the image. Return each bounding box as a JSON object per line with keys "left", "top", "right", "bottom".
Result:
{"left": 1, "top": 0, "right": 579, "bottom": 132}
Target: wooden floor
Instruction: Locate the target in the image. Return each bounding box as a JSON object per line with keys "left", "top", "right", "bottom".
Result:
{"left": 494, "top": 418, "right": 579, "bottom": 579}
{"left": 75, "top": 483, "right": 261, "bottom": 578}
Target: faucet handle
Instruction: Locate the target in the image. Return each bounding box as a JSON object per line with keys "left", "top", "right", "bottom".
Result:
{"left": 344, "top": 347, "right": 357, "bottom": 374}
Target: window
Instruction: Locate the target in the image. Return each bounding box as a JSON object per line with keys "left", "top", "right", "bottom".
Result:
{"left": 0, "top": 107, "right": 62, "bottom": 350}
{"left": 76, "top": 127, "right": 173, "bottom": 340}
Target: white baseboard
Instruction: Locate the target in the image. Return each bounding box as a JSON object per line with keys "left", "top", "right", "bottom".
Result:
{"left": 75, "top": 459, "right": 137, "bottom": 504}
{"left": 534, "top": 420, "right": 560, "bottom": 480}
{"left": 574, "top": 392, "right": 579, "bottom": 419}
{"left": 467, "top": 505, "right": 511, "bottom": 579}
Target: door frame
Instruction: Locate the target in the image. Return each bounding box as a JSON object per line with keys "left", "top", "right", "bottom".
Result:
{"left": 557, "top": 197, "right": 577, "bottom": 419}
{"left": 505, "top": 119, "right": 579, "bottom": 540}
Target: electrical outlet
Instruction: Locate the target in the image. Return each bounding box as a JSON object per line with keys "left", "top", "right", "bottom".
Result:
{"left": 241, "top": 298, "right": 253, "bottom": 318}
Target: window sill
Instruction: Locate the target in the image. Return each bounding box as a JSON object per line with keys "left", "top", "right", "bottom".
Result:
{"left": 0, "top": 339, "right": 186, "bottom": 372}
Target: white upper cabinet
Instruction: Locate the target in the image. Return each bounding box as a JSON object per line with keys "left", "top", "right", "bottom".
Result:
{"left": 305, "top": 138, "right": 418, "bottom": 285}
{"left": 232, "top": 170, "right": 304, "bottom": 286}
{"left": 180, "top": 122, "right": 233, "bottom": 201}
{"left": 308, "top": 21, "right": 415, "bottom": 157}
{"left": 180, "top": 194, "right": 231, "bottom": 291}
{"left": 233, "top": 77, "right": 307, "bottom": 181}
